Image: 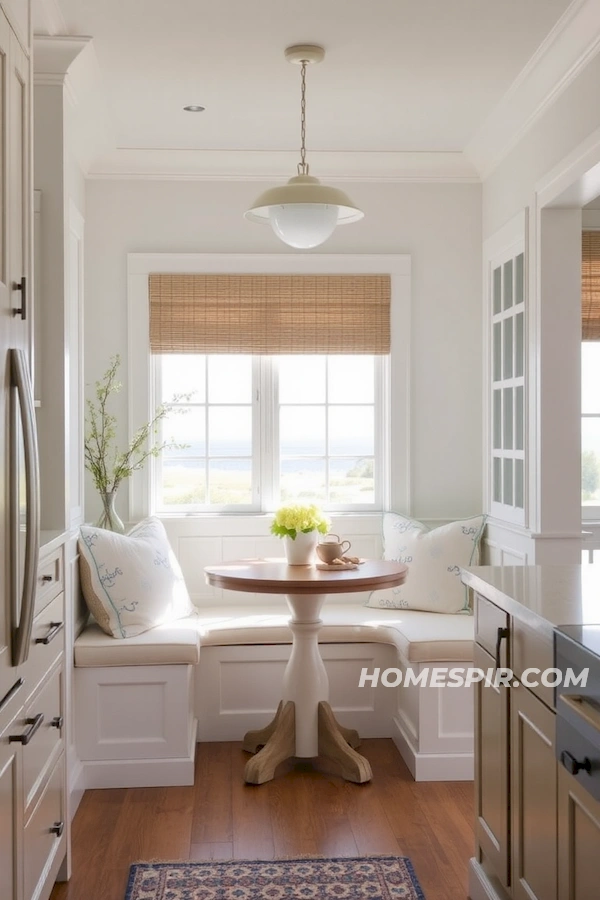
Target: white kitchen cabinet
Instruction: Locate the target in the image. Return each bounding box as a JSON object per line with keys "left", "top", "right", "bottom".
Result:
{"left": 0, "top": 0, "right": 32, "bottom": 731}
{"left": 0, "top": 718, "right": 23, "bottom": 900}
{"left": 0, "top": 0, "right": 29, "bottom": 56}
{"left": 0, "top": 539, "right": 67, "bottom": 900}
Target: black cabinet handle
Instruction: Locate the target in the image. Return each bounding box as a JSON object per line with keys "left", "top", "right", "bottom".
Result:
{"left": 40, "top": 574, "right": 53, "bottom": 583}
{"left": 35, "top": 622, "right": 63, "bottom": 645}
{"left": 561, "top": 750, "right": 592, "bottom": 776}
{"left": 0, "top": 678, "right": 24, "bottom": 712}
{"left": 9, "top": 713, "right": 44, "bottom": 745}
{"left": 50, "top": 821, "right": 64, "bottom": 837}
{"left": 12, "top": 276, "right": 26, "bottom": 320}
{"left": 50, "top": 716, "right": 63, "bottom": 730}
{"left": 495, "top": 626, "right": 510, "bottom": 670}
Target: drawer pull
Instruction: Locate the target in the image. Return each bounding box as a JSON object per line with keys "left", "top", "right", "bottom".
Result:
{"left": 9, "top": 713, "right": 44, "bottom": 745}
{"left": 12, "top": 276, "right": 26, "bottom": 319}
{"left": 50, "top": 821, "right": 64, "bottom": 838}
{"left": 561, "top": 750, "right": 592, "bottom": 776}
{"left": 0, "top": 678, "right": 24, "bottom": 712}
{"left": 495, "top": 626, "right": 510, "bottom": 670}
{"left": 40, "top": 574, "right": 53, "bottom": 583}
{"left": 35, "top": 622, "right": 64, "bottom": 645}
{"left": 50, "top": 716, "right": 63, "bottom": 730}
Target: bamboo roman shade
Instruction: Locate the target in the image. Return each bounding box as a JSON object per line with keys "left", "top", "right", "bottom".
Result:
{"left": 149, "top": 273, "right": 391, "bottom": 354}
{"left": 582, "top": 231, "right": 600, "bottom": 340}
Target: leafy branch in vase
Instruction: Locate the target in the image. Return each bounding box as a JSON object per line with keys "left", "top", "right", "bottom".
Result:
{"left": 84, "top": 354, "right": 190, "bottom": 495}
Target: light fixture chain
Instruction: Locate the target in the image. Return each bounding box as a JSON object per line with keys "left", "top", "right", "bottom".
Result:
{"left": 299, "top": 60, "right": 308, "bottom": 176}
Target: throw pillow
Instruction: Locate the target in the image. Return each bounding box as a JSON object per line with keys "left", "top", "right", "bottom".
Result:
{"left": 78, "top": 517, "right": 194, "bottom": 638}
{"left": 365, "top": 512, "right": 486, "bottom": 614}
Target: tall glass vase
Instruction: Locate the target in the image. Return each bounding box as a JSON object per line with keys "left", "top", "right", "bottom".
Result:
{"left": 95, "top": 489, "right": 125, "bottom": 533}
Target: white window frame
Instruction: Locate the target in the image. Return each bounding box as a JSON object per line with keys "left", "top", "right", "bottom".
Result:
{"left": 483, "top": 213, "right": 527, "bottom": 528}
{"left": 581, "top": 219, "right": 600, "bottom": 521}
{"left": 127, "top": 253, "right": 410, "bottom": 521}
{"left": 153, "top": 352, "right": 387, "bottom": 514}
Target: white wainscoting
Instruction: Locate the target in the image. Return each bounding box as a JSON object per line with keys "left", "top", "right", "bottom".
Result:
{"left": 482, "top": 518, "right": 532, "bottom": 565}
{"left": 161, "top": 514, "right": 383, "bottom": 607}
{"left": 196, "top": 643, "right": 397, "bottom": 743}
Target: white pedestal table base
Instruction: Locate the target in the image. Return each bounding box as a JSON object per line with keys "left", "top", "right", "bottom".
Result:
{"left": 242, "top": 593, "right": 372, "bottom": 785}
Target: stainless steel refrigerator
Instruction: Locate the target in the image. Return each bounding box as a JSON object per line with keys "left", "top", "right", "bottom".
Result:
{"left": 0, "top": 322, "right": 40, "bottom": 730}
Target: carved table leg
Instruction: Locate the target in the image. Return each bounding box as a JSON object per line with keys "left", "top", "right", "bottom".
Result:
{"left": 336, "top": 721, "right": 361, "bottom": 750}
{"left": 318, "top": 701, "right": 372, "bottom": 783}
{"left": 243, "top": 700, "right": 284, "bottom": 753}
{"left": 244, "top": 700, "right": 296, "bottom": 785}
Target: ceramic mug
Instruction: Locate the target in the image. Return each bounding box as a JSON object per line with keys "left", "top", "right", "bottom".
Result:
{"left": 316, "top": 534, "right": 352, "bottom": 563}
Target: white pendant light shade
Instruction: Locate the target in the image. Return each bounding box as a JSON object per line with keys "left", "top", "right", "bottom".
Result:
{"left": 245, "top": 45, "right": 364, "bottom": 249}
{"left": 269, "top": 204, "right": 338, "bottom": 250}
{"left": 245, "top": 174, "right": 363, "bottom": 249}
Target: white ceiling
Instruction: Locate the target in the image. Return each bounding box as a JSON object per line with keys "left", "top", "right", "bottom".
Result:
{"left": 33, "top": 0, "right": 573, "bottom": 177}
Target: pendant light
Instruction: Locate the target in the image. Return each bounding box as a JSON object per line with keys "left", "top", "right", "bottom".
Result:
{"left": 245, "top": 45, "right": 364, "bottom": 249}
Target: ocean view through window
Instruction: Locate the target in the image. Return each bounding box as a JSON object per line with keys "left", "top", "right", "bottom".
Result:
{"left": 153, "top": 353, "right": 384, "bottom": 513}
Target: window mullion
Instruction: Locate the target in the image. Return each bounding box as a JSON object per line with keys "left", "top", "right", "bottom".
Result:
{"left": 151, "top": 355, "right": 162, "bottom": 515}
{"left": 204, "top": 355, "right": 209, "bottom": 505}
{"left": 375, "top": 354, "right": 389, "bottom": 511}
{"left": 253, "top": 355, "right": 264, "bottom": 510}
{"left": 325, "top": 357, "right": 330, "bottom": 504}
{"left": 259, "top": 355, "right": 278, "bottom": 511}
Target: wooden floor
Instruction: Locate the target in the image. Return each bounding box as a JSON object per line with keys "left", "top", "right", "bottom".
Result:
{"left": 50, "top": 739, "right": 474, "bottom": 900}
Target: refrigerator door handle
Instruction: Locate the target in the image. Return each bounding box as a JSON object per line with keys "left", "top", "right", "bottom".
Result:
{"left": 10, "top": 349, "right": 40, "bottom": 666}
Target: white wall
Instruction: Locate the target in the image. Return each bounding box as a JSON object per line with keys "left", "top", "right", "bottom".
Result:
{"left": 479, "top": 44, "right": 600, "bottom": 564}
{"left": 83, "top": 178, "right": 482, "bottom": 523}
{"left": 483, "top": 53, "right": 600, "bottom": 238}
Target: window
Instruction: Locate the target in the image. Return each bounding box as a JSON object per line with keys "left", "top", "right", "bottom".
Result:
{"left": 582, "top": 232, "right": 600, "bottom": 514}
{"left": 490, "top": 248, "right": 526, "bottom": 524}
{"left": 582, "top": 343, "right": 600, "bottom": 511}
{"left": 153, "top": 353, "right": 385, "bottom": 513}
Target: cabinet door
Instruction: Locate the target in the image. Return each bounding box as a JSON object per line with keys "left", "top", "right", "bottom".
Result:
{"left": 0, "top": 729, "right": 22, "bottom": 900}
{"left": 8, "top": 22, "right": 30, "bottom": 360}
{"left": 0, "top": 6, "right": 19, "bottom": 729}
{"left": 558, "top": 765, "right": 600, "bottom": 900}
{"left": 474, "top": 642, "right": 510, "bottom": 889}
{"left": 511, "top": 683, "right": 557, "bottom": 900}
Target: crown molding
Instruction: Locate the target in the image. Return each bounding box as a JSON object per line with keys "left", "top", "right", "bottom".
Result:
{"left": 86, "top": 148, "right": 480, "bottom": 183}
{"left": 466, "top": 0, "right": 600, "bottom": 179}
{"left": 33, "top": 34, "right": 91, "bottom": 80}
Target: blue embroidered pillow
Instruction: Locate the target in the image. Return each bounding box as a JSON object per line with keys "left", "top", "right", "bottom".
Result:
{"left": 365, "top": 512, "right": 486, "bottom": 614}
{"left": 78, "top": 516, "right": 194, "bottom": 638}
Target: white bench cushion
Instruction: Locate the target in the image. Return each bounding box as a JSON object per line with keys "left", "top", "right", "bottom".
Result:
{"left": 74, "top": 603, "right": 473, "bottom": 667}
{"left": 194, "top": 605, "right": 473, "bottom": 662}
{"left": 74, "top": 616, "right": 202, "bottom": 666}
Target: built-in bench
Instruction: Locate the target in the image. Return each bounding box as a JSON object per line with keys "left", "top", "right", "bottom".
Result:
{"left": 74, "top": 605, "right": 474, "bottom": 789}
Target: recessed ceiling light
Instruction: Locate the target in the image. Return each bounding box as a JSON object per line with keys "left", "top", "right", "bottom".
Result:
{"left": 184, "top": 105, "right": 205, "bottom": 112}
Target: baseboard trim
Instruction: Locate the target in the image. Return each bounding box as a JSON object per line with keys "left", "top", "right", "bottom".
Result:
{"left": 69, "top": 758, "right": 86, "bottom": 819}
{"left": 468, "top": 858, "right": 507, "bottom": 900}
{"left": 390, "top": 714, "right": 474, "bottom": 781}
{"left": 81, "top": 719, "right": 197, "bottom": 788}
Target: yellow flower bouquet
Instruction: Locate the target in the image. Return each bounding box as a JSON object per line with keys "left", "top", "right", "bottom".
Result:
{"left": 270, "top": 504, "right": 330, "bottom": 539}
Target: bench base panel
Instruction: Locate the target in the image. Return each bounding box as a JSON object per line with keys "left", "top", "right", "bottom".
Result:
{"left": 391, "top": 713, "right": 474, "bottom": 781}
{"left": 79, "top": 719, "right": 197, "bottom": 789}
{"left": 74, "top": 643, "right": 474, "bottom": 786}
{"left": 196, "top": 643, "right": 397, "bottom": 743}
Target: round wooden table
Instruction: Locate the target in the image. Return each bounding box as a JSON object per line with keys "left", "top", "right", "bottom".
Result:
{"left": 204, "top": 559, "right": 408, "bottom": 785}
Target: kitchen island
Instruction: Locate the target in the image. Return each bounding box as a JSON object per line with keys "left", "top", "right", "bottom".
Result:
{"left": 461, "top": 565, "right": 600, "bottom": 900}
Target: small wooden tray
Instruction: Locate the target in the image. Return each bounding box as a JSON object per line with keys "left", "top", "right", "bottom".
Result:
{"left": 316, "top": 559, "right": 365, "bottom": 571}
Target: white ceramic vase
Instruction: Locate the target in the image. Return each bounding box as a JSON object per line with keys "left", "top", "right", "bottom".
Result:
{"left": 283, "top": 530, "right": 318, "bottom": 565}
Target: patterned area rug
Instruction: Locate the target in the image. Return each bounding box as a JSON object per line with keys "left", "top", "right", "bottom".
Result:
{"left": 125, "top": 856, "right": 426, "bottom": 900}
